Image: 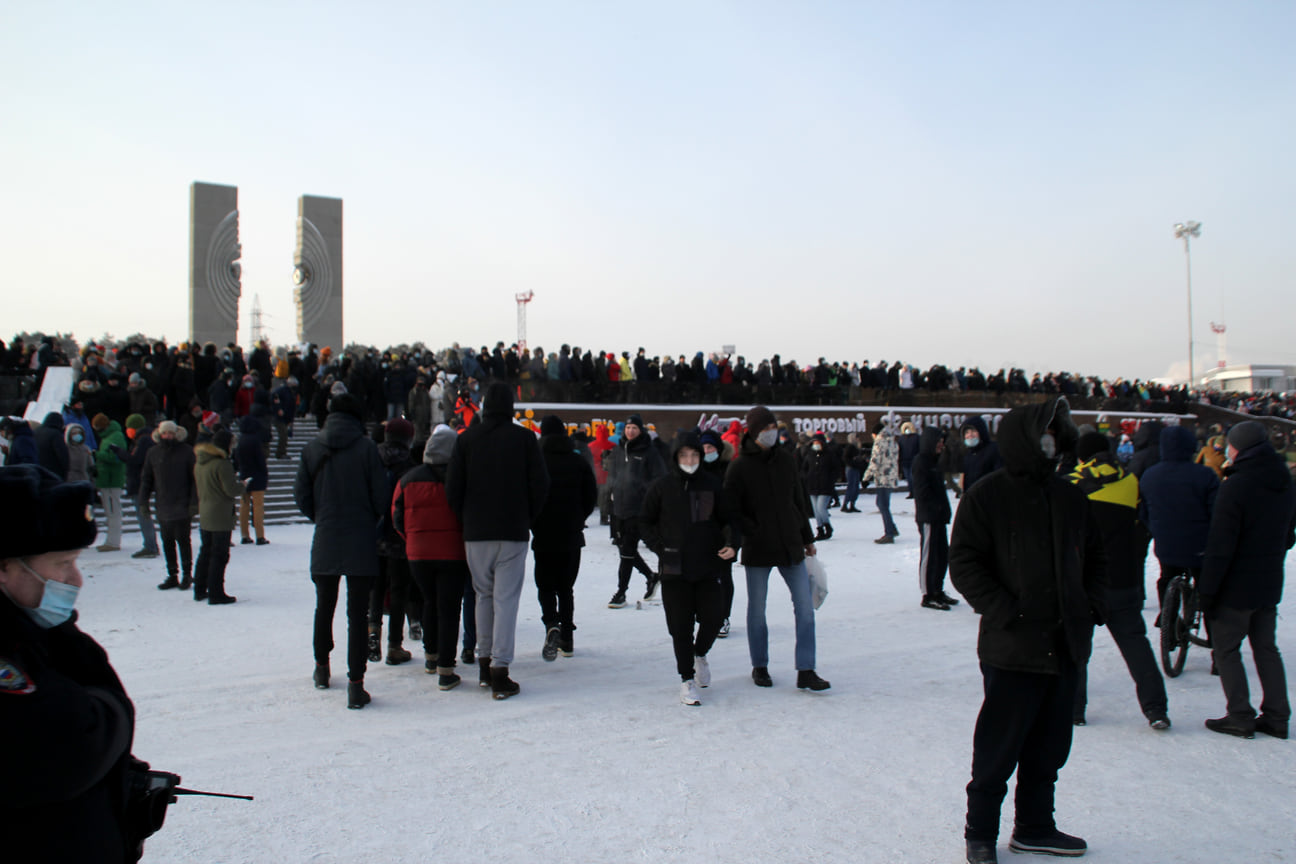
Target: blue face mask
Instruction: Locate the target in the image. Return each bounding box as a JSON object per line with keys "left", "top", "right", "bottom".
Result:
{"left": 704, "top": 451, "right": 719, "bottom": 463}
{"left": 16, "top": 559, "right": 80, "bottom": 629}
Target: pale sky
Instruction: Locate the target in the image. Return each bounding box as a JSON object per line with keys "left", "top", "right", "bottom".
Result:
{"left": 3, "top": 2, "right": 1292, "bottom": 382}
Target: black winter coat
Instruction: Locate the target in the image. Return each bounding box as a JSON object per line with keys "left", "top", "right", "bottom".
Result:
{"left": 723, "top": 435, "right": 815, "bottom": 567}
{"left": 294, "top": 411, "right": 388, "bottom": 576}
{"left": 1138, "top": 425, "right": 1219, "bottom": 569}
{"left": 139, "top": 437, "right": 197, "bottom": 521}
{"left": 532, "top": 433, "right": 598, "bottom": 549}
{"left": 1199, "top": 443, "right": 1296, "bottom": 610}
{"left": 801, "top": 443, "right": 842, "bottom": 496}
{"left": 1068, "top": 452, "right": 1149, "bottom": 591}
{"left": 235, "top": 415, "right": 269, "bottom": 492}
{"left": 445, "top": 402, "right": 549, "bottom": 543}
{"left": 959, "top": 415, "right": 1003, "bottom": 492}
{"left": 35, "top": 413, "right": 69, "bottom": 480}
{"left": 911, "top": 427, "right": 951, "bottom": 525}
{"left": 950, "top": 397, "right": 1106, "bottom": 674}
{"left": 0, "top": 600, "right": 135, "bottom": 863}
{"left": 125, "top": 425, "right": 155, "bottom": 497}
{"left": 608, "top": 434, "right": 667, "bottom": 519}
{"left": 641, "top": 463, "right": 741, "bottom": 580}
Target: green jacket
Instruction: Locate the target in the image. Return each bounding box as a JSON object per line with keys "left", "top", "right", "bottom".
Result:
{"left": 194, "top": 442, "right": 242, "bottom": 532}
{"left": 93, "top": 421, "right": 127, "bottom": 489}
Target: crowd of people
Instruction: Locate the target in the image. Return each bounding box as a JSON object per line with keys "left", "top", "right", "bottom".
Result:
{"left": 4, "top": 331, "right": 1296, "bottom": 862}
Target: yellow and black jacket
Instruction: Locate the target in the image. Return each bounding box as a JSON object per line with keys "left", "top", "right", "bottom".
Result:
{"left": 1069, "top": 454, "right": 1149, "bottom": 591}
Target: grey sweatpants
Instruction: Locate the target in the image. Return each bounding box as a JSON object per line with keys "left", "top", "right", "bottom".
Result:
{"left": 466, "top": 540, "right": 529, "bottom": 668}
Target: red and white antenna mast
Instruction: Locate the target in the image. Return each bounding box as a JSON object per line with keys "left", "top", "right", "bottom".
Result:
{"left": 1209, "top": 321, "right": 1226, "bottom": 368}
{"left": 515, "top": 291, "right": 534, "bottom": 355}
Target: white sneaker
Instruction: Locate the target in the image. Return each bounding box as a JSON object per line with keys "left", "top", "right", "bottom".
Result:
{"left": 680, "top": 679, "right": 701, "bottom": 705}
{"left": 693, "top": 655, "right": 711, "bottom": 687}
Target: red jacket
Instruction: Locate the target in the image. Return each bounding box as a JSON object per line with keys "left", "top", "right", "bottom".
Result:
{"left": 392, "top": 464, "right": 466, "bottom": 561}
{"left": 588, "top": 425, "right": 616, "bottom": 485}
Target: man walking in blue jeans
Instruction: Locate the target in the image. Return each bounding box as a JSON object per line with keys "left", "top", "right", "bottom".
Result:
{"left": 724, "top": 405, "right": 829, "bottom": 691}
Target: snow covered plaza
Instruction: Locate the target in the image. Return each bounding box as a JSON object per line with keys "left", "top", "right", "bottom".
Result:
{"left": 85, "top": 509, "right": 1294, "bottom": 863}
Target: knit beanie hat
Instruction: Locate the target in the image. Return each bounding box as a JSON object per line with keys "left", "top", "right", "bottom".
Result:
{"left": 699, "top": 429, "right": 723, "bottom": 452}
{"left": 329, "top": 393, "right": 367, "bottom": 422}
{"left": 384, "top": 418, "right": 415, "bottom": 447}
{"left": 745, "top": 405, "right": 777, "bottom": 433}
{"left": 201, "top": 411, "right": 221, "bottom": 429}
{"left": 424, "top": 424, "right": 458, "bottom": 465}
{"left": 212, "top": 429, "right": 234, "bottom": 454}
{"left": 128, "top": 372, "right": 144, "bottom": 388}
{"left": 1076, "top": 432, "right": 1111, "bottom": 463}
{"left": 540, "top": 415, "right": 566, "bottom": 437}
{"left": 330, "top": 380, "right": 348, "bottom": 397}
{"left": 91, "top": 413, "right": 110, "bottom": 432}
{"left": 625, "top": 413, "right": 645, "bottom": 432}
{"left": 1227, "top": 421, "right": 1268, "bottom": 453}
{"left": 125, "top": 414, "right": 146, "bottom": 431}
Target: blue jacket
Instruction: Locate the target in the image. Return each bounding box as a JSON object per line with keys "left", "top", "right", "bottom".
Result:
{"left": 1139, "top": 426, "right": 1219, "bottom": 568}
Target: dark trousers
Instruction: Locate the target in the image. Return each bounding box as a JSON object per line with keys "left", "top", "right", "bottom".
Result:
{"left": 615, "top": 516, "right": 654, "bottom": 591}
{"left": 1209, "top": 605, "right": 1290, "bottom": 722}
{"left": 844, "top": 467, "right": 861, "bottom": 509}
{"left": 159, "top": 518, "right": 193, "bottom": 579}
{"left": 720, "top": 567, "right": 735, "bottom": 621}
{"left": 313, "top": 572, "right": 374, "bottom": 683}
{"left": 1075, "top": 586, "right": 1167, "bottom": 719}
{"left": 533, "top": 541, "right": 581, "bottom": 633}
{"left": 409, "top": 559, "right": 469, "bottom": 667}
{"left": 918, "top": 522, "right": 949, "bottom": 597}
{"left": 369, "top": 556, "right": 411, "bottom": 646}
{"left": 194, "top": 529, "right": 231, "bottom": 599}
{"left": 966, "top": 659, "right": 1078, "bottom": 843}
{"left": 661, "top": 577, "right": 725, "bottom": 680}
{"left": 462, "top": 579, "right": 477, "bottom": 652}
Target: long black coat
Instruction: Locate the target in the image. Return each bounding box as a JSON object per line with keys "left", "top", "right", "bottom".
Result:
{"left": 641, "top": 462, "right": 741, "bottom": 580}
{"left": 950, "top": 397, "right": 1106, "bottom": 674}
{"left": 723, "top": 435, "right": 815, "bottom": 567}
{"left": 139, "top": 435, "right": 197, "bottom": 521}
{"left": 911, "top": 427, "right": 951, "bottom": 525}
{"left": 531, "top": 432, "right": 597, "bottom": 549}
{"left": 801, "top": 441, "right": 842, "bottom": 497}
{"left": 0, "top": 599, "right": 135, "bottom": 863}
{"left": 1199, "top": 443, "right": 1296, "bottom": 610}
{"left": 445, "top": 390, "right": 549, "bottom": 543}
{"left": 294, "top": 411, "right": 388, "bottom": 576}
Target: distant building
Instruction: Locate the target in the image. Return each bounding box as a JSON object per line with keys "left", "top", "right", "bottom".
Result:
{"left": 1201, "top": 364, "right": 1296, "bottom": 393}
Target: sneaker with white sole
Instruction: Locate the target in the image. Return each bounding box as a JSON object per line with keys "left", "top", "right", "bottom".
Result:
{"left": 1007, "top": 829, "right": 1086, "bottom": 857}
{"left": 680, "top": 679, "right": 701, "bottom": 705}
{"left": 693, "top": 654, "right": 711, "bottom": 687}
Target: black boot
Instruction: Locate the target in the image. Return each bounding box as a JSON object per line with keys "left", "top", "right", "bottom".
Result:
{"left": 821, "top": 524, "right": 833, "bottom": 540}
{"left": 313, "top": 663, "right": 330, "bottom": 690}
{"left": 796, "top": 670, "right": 831, "bottom": 691}
{"left": 368, "top": 625, "right": 382, "bottom": 663}
{"left": 157, "top": 575, "right": 180, "bottom": 590}
{"left": 178, "top": 572, "right": 192, "bottom": 590}
{"left": 347, "top": 680, "right": 371, "bottom": 709}
{"left": 490, "top": 666, "right": 520, "bottom": 700}
{"left": 478, "top": 657, "right": 492, "bottom": 688}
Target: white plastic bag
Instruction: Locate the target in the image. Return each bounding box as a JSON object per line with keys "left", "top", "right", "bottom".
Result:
{"left": 806, "top": 554, "right": 828, "bottom": 610}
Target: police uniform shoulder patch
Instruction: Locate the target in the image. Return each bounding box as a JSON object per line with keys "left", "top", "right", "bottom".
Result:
{"left": 0, "top": 658, "right": 36, "bottom": 694}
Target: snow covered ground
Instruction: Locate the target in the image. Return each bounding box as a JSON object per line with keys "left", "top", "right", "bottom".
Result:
{"left": 78, "top": 496, "right": 1295, "bottom": 864}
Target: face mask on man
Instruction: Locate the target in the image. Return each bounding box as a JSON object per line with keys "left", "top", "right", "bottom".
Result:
{"left": 756, "top": 428, "right": 779, "bottom": 448}
{"left": 704, "top": 451, "right": 719, "bottom": 463}
{"left": 9, "top": 559, "right": 80, "bottom": 628}
{"left": 1040, "top": 433, "right": 1058, "bottom": 460}
{"left": 964, "top": 434, "right": 980, "bottom": 449}
{"left": 812, "top": 443, "right": 823, "bottom": 452}
{"left": 679, "top": 462, "right": 699, "bottom": 475}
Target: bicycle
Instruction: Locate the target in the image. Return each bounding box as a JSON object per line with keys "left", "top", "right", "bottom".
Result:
{"left": 1159, "top": 570, "right": 1212, "bottom": 677}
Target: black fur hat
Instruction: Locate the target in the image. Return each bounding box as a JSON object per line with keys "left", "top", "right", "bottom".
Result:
{"left": 329, "top": 393, "right": 367, "bottom": 422}
{"left": 0, "top": 465, "right": 98, "bottom": 558}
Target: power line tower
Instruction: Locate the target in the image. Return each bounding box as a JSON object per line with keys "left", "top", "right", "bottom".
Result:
{"left": 515, "top": 291, "right": 534, "bottom": 355}
{"left": 250, "top": 294, "right": 267, "bottom": 346}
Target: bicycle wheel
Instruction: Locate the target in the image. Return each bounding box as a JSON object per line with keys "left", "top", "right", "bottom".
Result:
{"left": 1160, "top": 578, "right": 1189, "bottom": 677}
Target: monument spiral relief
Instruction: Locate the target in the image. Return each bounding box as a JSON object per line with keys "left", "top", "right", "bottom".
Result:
{"left": 205, "top": 209, "right": 243, "bottom": 327}
{"left": 294, "top": 216, "right": 333, "bottom": 336}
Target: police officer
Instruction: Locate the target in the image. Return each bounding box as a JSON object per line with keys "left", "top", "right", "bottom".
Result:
{"left": 0, "top": 464, "right": 140, "bottom": 861}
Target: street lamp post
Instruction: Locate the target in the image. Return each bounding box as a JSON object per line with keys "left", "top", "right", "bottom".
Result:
{"left": 1173, "top": 221, "right": 1202, "bottom": 387}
